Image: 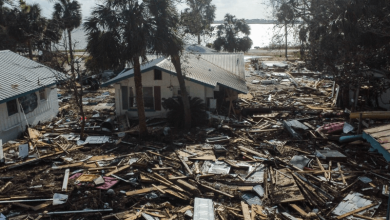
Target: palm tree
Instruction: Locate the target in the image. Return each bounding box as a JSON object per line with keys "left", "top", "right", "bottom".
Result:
{"left": 213, "top": 14, "right": 252, "bottom": 52}
{"left": 52, "top": 0, "right": 81, "bottom": 75}
{"left": 85, "top": 0, "right": 151, "bottom": 137}
{"left": 147, "top": 0, "right": 192, "bottom": 129}
{"left": 7, "top": 3, "right": 46, "bottom": 59}
{"left": 181, "top": 0, "right": 215, "bottom": 45}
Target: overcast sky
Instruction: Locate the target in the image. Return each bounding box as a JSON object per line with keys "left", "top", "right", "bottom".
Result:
{"left": 27, "top": 0, "right": 272, "bottom": 21}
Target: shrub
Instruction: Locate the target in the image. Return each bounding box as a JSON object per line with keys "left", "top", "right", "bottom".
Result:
{"left": 162, "top": 96, "right": 208, "bottom": 128}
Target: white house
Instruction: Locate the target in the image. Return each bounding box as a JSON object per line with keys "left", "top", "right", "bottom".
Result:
{"left": 0, "top": 50, "right": 63, "bottom": 142}
{"left": 101, "top": 53, "right": 248, "bottom": 118}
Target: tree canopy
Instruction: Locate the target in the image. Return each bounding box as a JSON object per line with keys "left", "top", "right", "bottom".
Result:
{"left": 181, "top": 0, "right": 216, "bottom": 44}
{"left": 213, "top": 14, "right": 252, "bottom": 52}
{"left": 273, "top": 0, "right": 390, "bottom": 107}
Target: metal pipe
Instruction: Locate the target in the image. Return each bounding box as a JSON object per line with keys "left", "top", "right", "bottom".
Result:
{"left": 0, "top": 199, "right": 52, "bottom": 203}
{"left": 43, "top": 209, "right": 113, "bottom": 215}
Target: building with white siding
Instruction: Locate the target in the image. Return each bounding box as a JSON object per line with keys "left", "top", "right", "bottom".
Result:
{"left": 0, "top": 50, "right": 63, "bottom": 142}
{"left": 101, "top": 53, "right": 247, "bottom": 118}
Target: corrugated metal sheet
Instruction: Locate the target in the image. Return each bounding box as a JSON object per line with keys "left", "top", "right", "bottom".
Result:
{"left": 332, "top": 192, "right": 381, "bottom": 219}
{"left": 0, "top": 50, "right": 64, "bottom": 104}
{"left": 102, "top": 54, "right": 248, "bottom": 94}
{"left": 200, "top": 53, "right": 245, "bottom": 79}
{"left": 158, "top": 54, "right": 247, "bottom": 93}
{"left": 193, "top": 198, "right": 214, "bottom": 220}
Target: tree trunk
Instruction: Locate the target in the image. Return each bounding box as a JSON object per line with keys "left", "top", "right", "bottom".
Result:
{"left": 27, "top": 40, "right": 33, "bottom": 60}
{"left": 67, "top": 29, "right": 75, "bottom": 75}
{"left": 77, "top": 64, "right": 85, "bottom": 138}
{"left": 171, "top": 55, "right": 192, "bottom": 130}
{"left": 133, "top": 57, "right": 148, "bottom": 137}
{"left": 197, "top": 34, "right": 201, "bottom": 45}
{"left": 285, "top": 22, "right": 288, "bottom": 60}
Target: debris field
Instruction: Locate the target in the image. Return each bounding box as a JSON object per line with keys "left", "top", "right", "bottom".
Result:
{"left": 0, "top": 59, "right": 390, "bottom": 220}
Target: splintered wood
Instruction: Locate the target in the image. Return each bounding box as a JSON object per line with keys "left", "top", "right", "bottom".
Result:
{"left": 271, "top": 168, "right": 304, "bottom": 203}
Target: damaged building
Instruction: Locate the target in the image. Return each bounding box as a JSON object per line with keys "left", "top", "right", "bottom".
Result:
{"left": 0, "top": 50, "right": 63, "bottom": 142}
{"left": 101, "top": 53, "right": 247, "bottom": 118}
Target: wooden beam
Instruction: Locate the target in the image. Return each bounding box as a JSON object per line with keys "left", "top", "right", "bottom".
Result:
{"left": 126, "top": 185, "right": 167, "bottom": 196}
{"left": 336, "top": 203, "right": 377, "bottom": 219}
{"left": 337, "top": 162, "right": 347, "bottom": 185}
{"left": 105, "top": 165, "right": 130, "bottom": 176}
{"left": 241, "top": 201, "right": 251, "bottom": 220}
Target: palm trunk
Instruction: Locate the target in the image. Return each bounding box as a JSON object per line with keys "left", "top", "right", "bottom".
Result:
{"left": 27, "top": 40, "right": 33, "bottom": 60}
{"left": 133, "top": 57, "right": 148, "bottom": 137}
{"left": 78, "top": 64, "right": 85, "bottom": 138}
{"left": 197, "top": 34, "right": 201, "bottom": 45}
{"left": 67, "top": 29, "right": 75, "bottom": 75}
{"left": 171, "top": 55, "right": 192, "bottom": 130}
{"left": 285, "top": 22, "right": 288, "bottom": 60}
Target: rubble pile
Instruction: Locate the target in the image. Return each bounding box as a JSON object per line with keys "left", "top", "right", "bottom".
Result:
{"left": 0, "top": 62, "right": 390, "bottom": 220}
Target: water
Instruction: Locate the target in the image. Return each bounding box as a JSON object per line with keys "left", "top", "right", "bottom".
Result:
{"left": 69, "top": 24, "right": 298, "bottom": 50}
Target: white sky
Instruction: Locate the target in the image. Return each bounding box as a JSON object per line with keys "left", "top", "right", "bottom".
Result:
{"left": 25, "top": 0, "right": 272, "bottom": 21}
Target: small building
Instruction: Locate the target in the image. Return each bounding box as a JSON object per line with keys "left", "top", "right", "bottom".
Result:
{"left": 101, "top": 53, "right": 248, "bottom": 118}
{"left": 0, "top": 50, "right": 63, "bottom": 142}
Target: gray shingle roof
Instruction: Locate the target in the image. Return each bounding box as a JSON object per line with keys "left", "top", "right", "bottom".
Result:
{"left": 0, "top": 50, "right": 64, "bottom": 104}
{"left": 102, "top": 54, "right": 248, "bottom": 94}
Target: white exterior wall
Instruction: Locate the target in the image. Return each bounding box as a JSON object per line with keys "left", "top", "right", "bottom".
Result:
{"left": 379, "top": 89, "right": 390, "bottom": 110}
{"left": 0, "top": 86, "right": 59, "bottom": 142}
{"left": 115, "top": 70, "right": 213, "bottom": 118}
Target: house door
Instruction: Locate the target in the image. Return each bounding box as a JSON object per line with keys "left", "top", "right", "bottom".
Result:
{"left": 154, "top": 86, "right": 161, "bottom": 111}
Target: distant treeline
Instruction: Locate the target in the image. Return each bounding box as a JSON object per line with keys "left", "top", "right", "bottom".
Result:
{"left": 213, "top": 19, "right": 278, "bottom": 24}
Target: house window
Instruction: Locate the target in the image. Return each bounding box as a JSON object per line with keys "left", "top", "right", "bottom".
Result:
{"left": 143, "top": 87, "right": 154, "bottom": 109}
{"left": 6, "top": 99, "right": 18, "bottom": 116}
{"left": 154, "top": 69, "right": 162, "bottom": 80}
{"left": 173, "top": 86, "right": 190, "bottom": 97}
{"left": 121, "top": 86, "right": 129, "bottom": 110}
{"left": 18, "top": 93, "right": 38, "bottom": 114}
{"left": 39, "top": 89, "right": 46, "bottom": 100}
{"left": 129, "top": 87, "right": 135, "bottom": 107}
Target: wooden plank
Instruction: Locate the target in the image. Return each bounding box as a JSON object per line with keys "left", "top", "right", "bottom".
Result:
{"left": 168, "top": 214, "right": 177, "bottom": 220}
{"left": 177, "top": 205, "right": 192, "bottom": 213}
{"left": 352, "top": 214, "right": 376, "bottom": 220}
{"left": 252, "top": 205, "right": 267, "bottom": 218}
{"left": 199, "top": 183, "right": 234, "bottom": 198}
{"left": 370, "top": 130, "right": 390, "bottom": 138}
{"left": 106, "top": 165, "right": 130, "bottom": 176}
{"left": 289, "top": 204, "right": 308, "bottom": 218}
{"left": 238, "top": 146, "right": 268, "bottom": 158}
{"left": 151, "top": 167, "right": 173, "bottom": 171}
{"left": 31, "top": 201, "right": 52, "bottom": 211}
{"left": 251, "top": 205, "right": 256, "bottom": 220}
{"left": 126, "top": 185, "right": 167, "bottom": 196}
{"left": 168, "top": 176, "right": 187, "bottom": 180}
{"left": 378, "top": 137, "right": 390, "bottom": 144}
{"left": 337, "top": 163, "right": 347, "bottom": 185}
{"left": 335, "top": 203, "right": 376, "bottom": 219}
{"left": 152, "top": 184, "right": 166, "bottom": 194}
{"left": 364, "top": 124, "right": 390, "bottom": 133}
{"left": 241, "top": 201, "right": 251, "bottom": 220}
{"left": 143, "top": 211, "right": 166, "bottom": 218}
{"left": 176, "top": 179, "right": 199, "bottom": 192}
{"left": 316, "top": 157, "right": 328, "bottom": 180}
